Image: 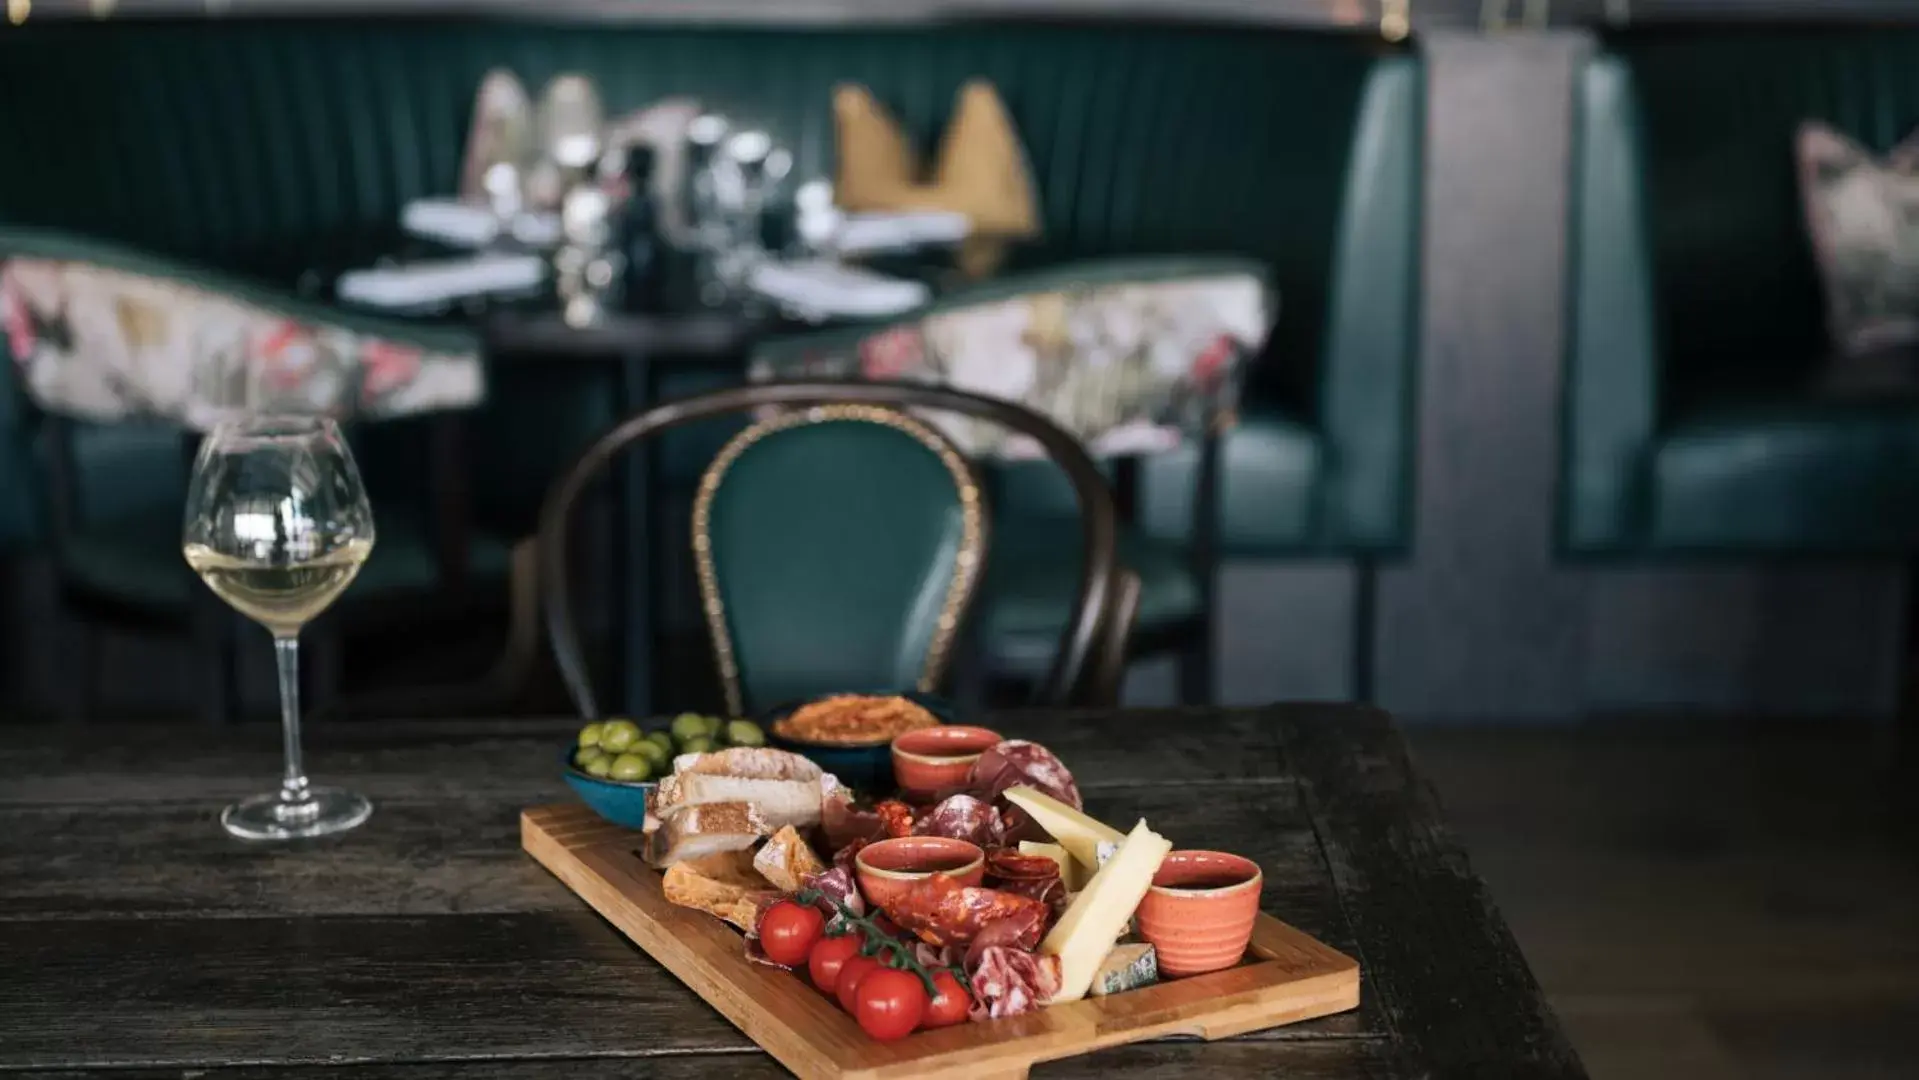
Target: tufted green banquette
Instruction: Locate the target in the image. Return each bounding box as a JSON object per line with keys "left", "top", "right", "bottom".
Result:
{"left": 1567, "top": 30, "right": 1919, "bottom": 554}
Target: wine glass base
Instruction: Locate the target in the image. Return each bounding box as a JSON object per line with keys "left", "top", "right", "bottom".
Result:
{"left": 222, "top": 787, "right": 372, "bottom": 840}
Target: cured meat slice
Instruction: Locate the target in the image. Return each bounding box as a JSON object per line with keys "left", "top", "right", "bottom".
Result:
{"left": 874, "top": 799, "right": 917, "bottom": 839}
{"left": 885, "top": 873, "right": 1049, "bottom": 949}
{"left": 966, "top": 940, "right": 1062, "bottom": 1020}
{"left": 983, "top": 849, "right": 1066, "bottom": 914}
{"left": 913, "top": 794, "right": 1004, "bottom": 850}
{"left": 821, "top": 787, "right": 886, "bottom": 852}
{"left": 968, "top": 740, "right": 1080, "bottom": 809}
{"left": 802, "top": 865, "right": 864, "bottom": 923}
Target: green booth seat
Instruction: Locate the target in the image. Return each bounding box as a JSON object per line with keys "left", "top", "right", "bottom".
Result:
{"left": 0, "top": 17, "right": 1420, "bottom": 555}
{"left": 1567, "top": 35, "right": 1919, "bottom": 556}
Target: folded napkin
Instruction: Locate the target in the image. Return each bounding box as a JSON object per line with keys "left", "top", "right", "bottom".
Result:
{"left": 747, "top": 259, "right": 930, "bottom": 322}
{"left": 337, "top": 253, "right": 547, "bottom": 311}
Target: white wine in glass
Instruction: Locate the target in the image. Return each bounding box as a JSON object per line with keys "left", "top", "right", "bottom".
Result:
{"left": 183, "top": 415, "right": 376, "bottom": 840}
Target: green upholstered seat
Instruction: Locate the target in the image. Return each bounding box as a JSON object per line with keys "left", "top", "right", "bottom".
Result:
{"left": 1567, "top": 35, "right": 1919, "bottom": 555}
{"left": 0, "top": 18, "right": 1421, "bottom": 560}
{"left": 61, "top": 501, "right": 514, "bottom": 615}
{"left": 696, "top": 410, "right": 981, "bottom": 715}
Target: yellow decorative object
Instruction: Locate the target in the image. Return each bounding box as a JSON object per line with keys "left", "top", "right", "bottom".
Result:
{"left": 832, "top": 80, "right": 1040, "bottom": 279}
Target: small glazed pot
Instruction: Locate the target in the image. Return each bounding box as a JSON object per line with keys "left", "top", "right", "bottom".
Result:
{"left": 1135, "top": 850, "right": 1263, "bottom": 977}
{"left": 890, "top": 725, "right": 1002, "bottom": 797}
{"left": 854, "top": 836, "right": 985, "bottom": 913}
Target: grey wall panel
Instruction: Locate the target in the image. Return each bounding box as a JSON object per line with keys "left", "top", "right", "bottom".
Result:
{"left": 1374, "top": 31, "right": 1593, "bottom": 720}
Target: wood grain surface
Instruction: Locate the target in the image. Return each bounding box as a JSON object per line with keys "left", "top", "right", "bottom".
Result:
{"left": 0, "top": 706, "right": 1587, "bottom": 1078}
{"left": 523, "top": 802, "right": 1359, "bottom": 1080}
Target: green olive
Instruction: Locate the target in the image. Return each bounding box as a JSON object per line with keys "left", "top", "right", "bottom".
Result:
{"left": 724, "top": 719, "right": 765, "bottom": 747}
{"left": 645, "top": 730, "right": 675, "bottom": 754}
{"left": 609, "top": 753, "right": 652, "bottom": 782}
{"left": 584, "top": 754, "right": 614, "bottom": 778}
{"left": 669, "top": 712, "right": 710, "bottom": 744}
{"left": 574, "top": 746, "right": 606, "bottom": 769}
{"left": 577, "top": 722, "right": 604, "bottom": 749}
{"left": 699, "top": 714, "right": 724, "bottom": 737}
{"left": 599, "top": 718, "right": 641, "bottom": 753}
{"left": 634, "top": 739, "right": 670, "bottom": 768}
{"left": 679, "top": 735, "right": 716, "bottom": 755}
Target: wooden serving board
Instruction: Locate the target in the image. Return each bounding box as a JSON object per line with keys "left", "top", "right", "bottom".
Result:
{"left": 523, "top": 803, "right": 1360, "bottom": 1080}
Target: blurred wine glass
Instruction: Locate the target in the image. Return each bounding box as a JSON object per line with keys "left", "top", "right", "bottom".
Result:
{"left": 182, "top": 415, "right": 376, "bottom": 840}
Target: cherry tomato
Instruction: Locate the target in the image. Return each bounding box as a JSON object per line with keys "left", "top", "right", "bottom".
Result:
{"left": 835, "top": 955, "right": 882, "bottom": 1013}
{"left": 808, "top": 934, "right": 862, "bottom": 995}
{"left": 854, "top": 968, "right": 929, "bottom": 1041}
{"left": 920, "top": 970, "right": 970, "bottom": 1029}
{"left": 757, "top": 901, "right": 825, "bottom": 969}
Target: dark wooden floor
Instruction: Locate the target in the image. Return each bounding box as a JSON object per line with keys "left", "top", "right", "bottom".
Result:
{"left": 1407, "top": 722, "right": 1919, "bottom": 1080}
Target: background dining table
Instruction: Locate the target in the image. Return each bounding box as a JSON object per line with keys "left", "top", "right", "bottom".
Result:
{"left": 0, "top": 704, "right": 1587, "bottom": 1079}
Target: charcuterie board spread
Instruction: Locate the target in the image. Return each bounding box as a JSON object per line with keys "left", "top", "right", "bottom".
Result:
{"left": 526, "top": 696, "right": 1361, "bottom": 1080}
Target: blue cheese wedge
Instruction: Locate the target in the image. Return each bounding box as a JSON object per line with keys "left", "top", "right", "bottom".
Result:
{"left": 1090, "top": 943, "right": 1158, "bottom": 996}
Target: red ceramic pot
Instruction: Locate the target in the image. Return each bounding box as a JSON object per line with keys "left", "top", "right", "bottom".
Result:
{"left": 1135, "top": 850, "right": 1263, "bottom": 977}
{"left": 890, "top": 725, "right": 1002, "bottom": 797}
{"left": 854, "top": 836, "right": 986, "bottom": 913}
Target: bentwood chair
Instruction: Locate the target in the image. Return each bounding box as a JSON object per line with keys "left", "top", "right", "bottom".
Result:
{"left": 536, "top": 381, "right": 1123, "bottom": 719}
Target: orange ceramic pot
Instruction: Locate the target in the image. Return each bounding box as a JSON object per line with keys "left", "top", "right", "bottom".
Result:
{"left": 890, "top": 725, "right": 1002, "bottom": 797}
{"left": 1135, "top": 850, "right": 1262, "bottom": 977}
{"left": 854, "top": 836, "right": 986, "bottom": 913}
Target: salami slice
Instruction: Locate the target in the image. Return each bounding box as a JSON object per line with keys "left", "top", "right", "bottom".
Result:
{"left": 802, "top": 865, "right": 864, "bottom": 923}
{"left": 965, "top": 945, "right": 1062, "bottom": 1021}
{"left": 821, "top": 788, "right": 886, "bottom": 852}
{"left": 969, "top": 740, "right": 1081, "bottom": 809}
{"left": 913, "top": 794, "right": 1004, "bottom": 849}
{"left": 885, "top": 872, "right": 1050, "bottom": 949}
{"left": 983, "top": 849, "right": 1066, "bottom": 913}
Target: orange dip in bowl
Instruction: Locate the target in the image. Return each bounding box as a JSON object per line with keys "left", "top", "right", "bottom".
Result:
{"left": 771, "top": 694, "right": 941, "bottom": 746}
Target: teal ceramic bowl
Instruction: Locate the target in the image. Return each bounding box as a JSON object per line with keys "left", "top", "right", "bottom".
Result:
{"left": 762, "top": 692, "right": 955, "bottom": 793}
{"left": 561, "top": 749, "right": 657, "bottom": 829}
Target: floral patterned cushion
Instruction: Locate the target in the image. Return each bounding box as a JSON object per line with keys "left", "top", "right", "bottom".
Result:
{"left": 1798, "top": 122, "right": 1919, "bottom": 358}
{"left": 749, "top": 259, "right": 1273, "bottom": 460}
{"left": 0, "top": 237, "right": 482, "bottom": 430}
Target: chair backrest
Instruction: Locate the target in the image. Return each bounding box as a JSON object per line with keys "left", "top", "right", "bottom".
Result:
{"left": 695, "top": 405, "right": 985, "bottom": 716}
{"left": 537, "top": 380, "right": 1120, "bottom": 719}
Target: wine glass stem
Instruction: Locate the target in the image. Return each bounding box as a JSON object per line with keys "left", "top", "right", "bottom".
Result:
{"left": 273, "top": 635, "right": 313, "bottom": 812}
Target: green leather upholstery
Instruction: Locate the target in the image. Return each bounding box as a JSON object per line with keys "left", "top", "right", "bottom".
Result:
{"left": 0, "top": 19, "right": 1421, "bottom": 558}
{"left": 701, "top": 414, "right": 976, "bottom": 712}
{"left": 1567, "top": 38, "right": 1919, "bottom": 554}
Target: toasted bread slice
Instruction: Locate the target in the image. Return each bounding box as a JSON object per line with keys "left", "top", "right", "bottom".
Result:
{"left": 753, "top": 825, "right": 828, "bottom": 892}
{"left": 662, "top": 850, "right": 778, "bottom": 931}
{"left": 655, "top": 748, "right": 825, "bottom": 832}
{"left": 643, "top": 801, "right": 770, "bottom": 868}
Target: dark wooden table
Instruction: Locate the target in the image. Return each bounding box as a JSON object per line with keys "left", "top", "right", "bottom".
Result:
{"left": 0, "top": 705, "right": 1586, "bottom": 1079}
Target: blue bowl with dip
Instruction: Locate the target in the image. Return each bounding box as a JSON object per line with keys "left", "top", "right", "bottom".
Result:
{"left": 762, "top": 692, "right": 955, "bottom": 793}
{"left": 561, "top": 749, "right": 658, "bottom": 829}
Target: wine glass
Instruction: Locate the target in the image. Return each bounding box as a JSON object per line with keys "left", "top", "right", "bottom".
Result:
{"left": 182, "top": 415, "right": 377, "bottom": 840}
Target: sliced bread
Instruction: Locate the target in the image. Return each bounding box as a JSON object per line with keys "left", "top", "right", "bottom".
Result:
{"left": 662, "top": 850, "right": 779, "bottom": 931}
{"left": 655, "top": 748, "right": 826, "bottom": 832}
{"left": 643, "top": 801, "right": 770, "bottom": 868}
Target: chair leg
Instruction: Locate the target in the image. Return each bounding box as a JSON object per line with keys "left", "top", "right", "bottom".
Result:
{"left": 1175, "top": 618, "right": 1214, "bottom": 706}
{"left": 63, "top": 617, "right": 97, "bottom": 726}
{"left": 194, "top": 605, "right": 238, "bottom": 726}
{"left": 305, "top": 623, "right": 346, "bottom": 719}
{"left": 1351, "top": 559, "right": 1378, "bottom": 705}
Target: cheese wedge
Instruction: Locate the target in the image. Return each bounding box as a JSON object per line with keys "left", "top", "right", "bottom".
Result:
{"left": 1038, "top": 818, "right": 1171, "bottom": 1003}
{"left": 1018, "top": 840, "right": 1086, "bottom": 892}
{"left": 1090, "top": 942, "right": 1158, "bottom": 996}
{"left": 1003, "top": 786, "right": 1124, "bottom": 872}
